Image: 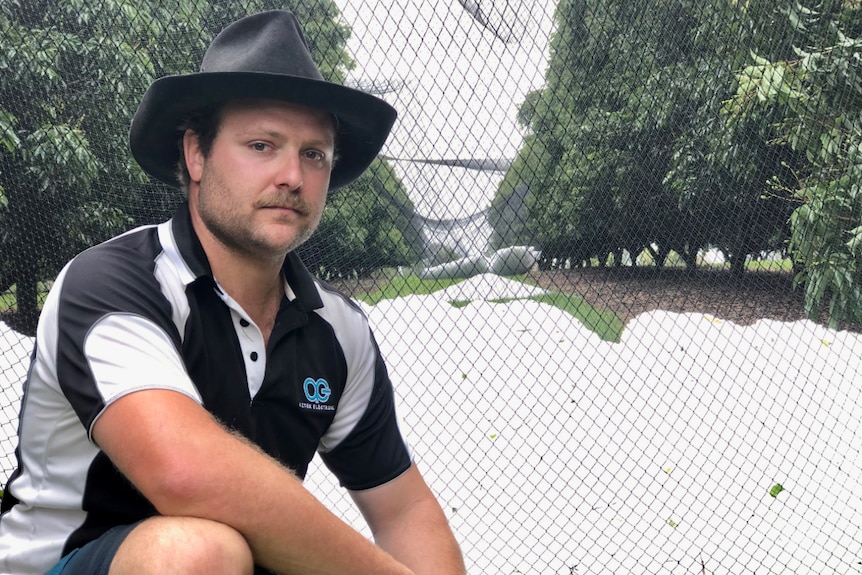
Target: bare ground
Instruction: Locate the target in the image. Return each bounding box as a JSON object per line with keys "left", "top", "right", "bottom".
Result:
{"left": 332, "top": 267, "right": 856, "bottom": 332}
{"left": 5, "top": 267, "right": 853, "bottom": 337}
{"left": 525, "top": 267, "right": 816, "bottom": 328}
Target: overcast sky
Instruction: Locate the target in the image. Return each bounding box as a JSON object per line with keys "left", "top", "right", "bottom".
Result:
{"left": 333, "top": 0, "right": 556, "bottom": 219}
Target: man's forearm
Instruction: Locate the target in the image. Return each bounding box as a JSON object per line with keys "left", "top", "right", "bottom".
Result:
{"left": 351, "top": 466, "right": 466, "bottom": 575}
{"left": 213, "top": 442, "right": 412, "bottom": 574}
{"left": 372, "top": 498, "right": 467, "bottom": 575}
{"left": 160, "top": 427, "right": 416, "bottom": 575}
{"left": 96, "top": 390, "right": 413, "bottom": 575}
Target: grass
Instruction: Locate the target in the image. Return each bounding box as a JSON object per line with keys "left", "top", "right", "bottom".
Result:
{"left": 530, "top": 291, "right": 624, "bottom": 342}
{"left": 0, "top": 284, "right": 51, "bottom": 313}
{"left": 0, "top": 290, "right": 14, "bottom": 313}
{"left": 630, "top": 249, "right": 794, "bottom": 272}
{"left": 358, "top": 274, "right": 625, "bottom": 342}
{"left": 2, "top": 274, "right": 624, "bottom": 342}
{"left": 746, "top": 258, "right": 794, "bottom": 272}
{"left": 356, "top": 275, "right": 467, "bottom": 305}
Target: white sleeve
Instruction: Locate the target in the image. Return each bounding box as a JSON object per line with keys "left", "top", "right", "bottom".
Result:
{"left": 85, "top": 313, "right": 202, "bottom": 439}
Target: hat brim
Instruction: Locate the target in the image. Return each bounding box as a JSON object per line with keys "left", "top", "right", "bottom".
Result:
{"left": 129, "top": 72, "right": 397, "bottom": 190}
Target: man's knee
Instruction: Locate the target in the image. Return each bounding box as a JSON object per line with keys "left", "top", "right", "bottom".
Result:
{"left": 110, "top": 516, "right": 254, "bottom": 575}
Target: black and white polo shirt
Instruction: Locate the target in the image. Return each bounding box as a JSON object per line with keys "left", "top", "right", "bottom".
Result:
{"left": 0, "top": 203, "right": 412, "bottom": 575}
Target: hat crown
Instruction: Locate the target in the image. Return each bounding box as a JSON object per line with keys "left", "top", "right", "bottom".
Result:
{"left": 130, "top": 9, "right": 396, "bottom": 190}
{"left": 200, "top": 10, "right": 325, "bottom": 82}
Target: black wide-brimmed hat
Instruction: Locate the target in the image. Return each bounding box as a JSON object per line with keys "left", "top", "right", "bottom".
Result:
{"left": 129, "top": 10, "right": 396, "bottom": 190}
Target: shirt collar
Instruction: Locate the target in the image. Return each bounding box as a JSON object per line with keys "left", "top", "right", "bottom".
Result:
{"left": 168, "top": 202, "right": 323, "bottom": 311}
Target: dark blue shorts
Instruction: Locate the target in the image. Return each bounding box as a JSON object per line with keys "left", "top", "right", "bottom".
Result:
{"left": 45, "top": 522, "right": 140, "bottom": 575}
{"left": 44, "top": 520, "right": 276, "bottom": 575}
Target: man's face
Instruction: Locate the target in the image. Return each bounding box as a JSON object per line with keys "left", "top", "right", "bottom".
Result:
{"left": 184, "top": 99, "right": 336, "bottom": 261}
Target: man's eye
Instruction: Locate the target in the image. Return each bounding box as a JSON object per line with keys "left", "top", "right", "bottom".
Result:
{"left": 251, "top": 142, "right": 269, "bottom": 152}
{"left": 305, "top": 150, "right": 325, "bottom": 161}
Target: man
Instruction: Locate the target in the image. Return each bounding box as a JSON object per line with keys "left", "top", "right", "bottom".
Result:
{"left": 0, "top": 10, "right": 466, "bottom": 575}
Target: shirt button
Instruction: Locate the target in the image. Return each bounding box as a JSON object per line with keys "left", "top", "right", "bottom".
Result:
{"left": 250, "top": 351, "right": 259, "bottom": 361}
{"left": 239, "top": 319, "right": 250, "bottom": 327}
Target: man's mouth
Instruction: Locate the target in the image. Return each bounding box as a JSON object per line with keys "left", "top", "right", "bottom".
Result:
{"left": 260, "top": 202, "right": 307, "bottom": 216}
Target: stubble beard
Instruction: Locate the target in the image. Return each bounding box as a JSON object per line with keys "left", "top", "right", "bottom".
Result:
{"left": 197, "top": 168, "right": 322, "bottom": 261}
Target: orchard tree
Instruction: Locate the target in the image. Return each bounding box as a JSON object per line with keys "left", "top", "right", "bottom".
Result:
{"left": 499, "top": 0, "right": 714, "bottom": 268}
{"left": 0, "top": 0, "right": 415, "bottom": 332}
{"left": 489, "top": 182, "right": 533, "bottom": 251}
{"left": 298, "top": 159, "right": 423, "bottom": 278}
{"left": 723, "top": 1, "right": 862, "bottom": 326}
{"left": 664, "top": 0, "right": 811, "bottom": 276}
{"left": 0, "top": 0, "right": 177, "bottom": 330}
{"left": 498, "top": 0, "right": 802, "bottom": 271}
{"left": 496, "top": 0, "right": 595, "bottom": 268}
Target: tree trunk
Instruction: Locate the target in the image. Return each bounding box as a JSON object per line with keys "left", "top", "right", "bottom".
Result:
{"left": 15, "top": 261, "right": 40, "bottom": 336}
{"left": 730, "top": 253, "right": 746, "bottom": 278}
{"left": 680, "top": 246, "right": 698, "bottom": 270}
{"left": 645, "top": 244, "right": 660, "bottom": 267}
{"left": 0, "top": 271, "right": 12, "bottom": 295}
{"left": 655, "top": 246, "right": 670, "bottom": 268}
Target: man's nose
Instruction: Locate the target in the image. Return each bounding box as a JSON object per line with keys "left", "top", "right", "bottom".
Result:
{"left": 275, "top": 152, "right": 303, "bottom": 191}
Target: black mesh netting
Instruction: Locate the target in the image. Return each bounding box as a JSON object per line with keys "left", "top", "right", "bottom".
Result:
{"left": 1, "top": 1, "right": 861, "bottom": 573}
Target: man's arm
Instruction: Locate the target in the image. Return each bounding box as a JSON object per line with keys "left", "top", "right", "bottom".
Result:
{"left": 93, "top": 389, "right": 413, "bottom": 575}
{"left": 351, "top": 464, "right": 467, "bottom": 575}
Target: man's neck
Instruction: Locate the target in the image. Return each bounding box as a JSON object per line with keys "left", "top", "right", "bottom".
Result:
{"left": 201, "top": 234, "right": 286, "bottom": 345}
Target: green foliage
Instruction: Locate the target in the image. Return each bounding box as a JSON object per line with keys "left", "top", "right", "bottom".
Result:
{"left": 769, "top": 483, "right": 785, "bottom": 498}
{"left": 497, "top": 0, "right": 807, "bottom": 274}
{"left": 0, "top": 109, "right": 19, "bottom": 154}
{"left": 299, "top": 159, "right": 420, "bottom": 278}
{"left": 0, "top": 0, "right": 415, "bottom": 330}
{"left": 0, "top": 0, "right": 202, "bottom": 321}
{"left": 724, "top": 1, "right": 862, "bottom": 327}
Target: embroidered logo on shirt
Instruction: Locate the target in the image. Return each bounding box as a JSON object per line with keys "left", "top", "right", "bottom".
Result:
{"left": 300, "top": 377, "right": 335, "bottom": 411}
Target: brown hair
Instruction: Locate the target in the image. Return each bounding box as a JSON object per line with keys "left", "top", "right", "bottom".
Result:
{"left": 175, "top": 104, "right": 222, "bottom": 196}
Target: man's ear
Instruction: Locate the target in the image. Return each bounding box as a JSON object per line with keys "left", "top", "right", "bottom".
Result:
{"left": 182, "top": 130, "right": 204, "bottom": 183}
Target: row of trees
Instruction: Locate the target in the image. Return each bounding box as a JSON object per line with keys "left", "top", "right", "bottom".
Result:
{"left": 492, "top": 0, "right": 862, "bottom": 326}
{"left": 0, "top": 0, "right": 420, "bottom": 331}
{"left": 2, "top": 0, "right": 860, "bottom": 328}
